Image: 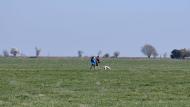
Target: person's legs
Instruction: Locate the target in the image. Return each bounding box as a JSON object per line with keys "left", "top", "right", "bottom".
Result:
{"left": 90, "top": 64, "right": 96, "bottom": 70}
{"left": 90, "top": 64, "right": 93, "bottom": 70}
{"left": 93, "top": 64, "right": 95, "bottom": 70}
{"left": 96, "top": 63, "right": 100, "bottom": 70}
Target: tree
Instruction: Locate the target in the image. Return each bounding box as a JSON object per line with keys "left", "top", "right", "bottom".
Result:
{"left": 113, "top": 51, "right": 120, "bottom": 58}
{"left": 141, "top": 44, "right": 157, "bottom": 58}
{"left": 152, "top": 51, "right": 158, "bottom": 58}
{"left": 77, "top": 50, "right": 83, "bottom": 58}
{"left": 103, "top": 53, "right": 110, "bottom": 58}
{"left": 35, "top": 47, "right": 41, "bottom": 57}
{"left": 163, "top": 52, "right": 167, "bottom": 58}
{"left": 3, "top": 50, "right": 9, "bottom": 57}
{"left": 97, "top": 50, "right": 102, "bottom": 56}
{"left": 180, "top": 48, "right": 190, "bottom": 58}
{"left": 185, "top": 49, "right": 190, "bottom": 57}
{"left": 10, "top": 48, "right": 20, "bottom": 57}
{"left": 170, "top": 48, "right": 190, "bottom": 59}
{"left": 171, "top": 49, "right": 181, "bottom": 59}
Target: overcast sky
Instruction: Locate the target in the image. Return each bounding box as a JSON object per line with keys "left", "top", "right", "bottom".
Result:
{"left": 0, "top": 0, "right": 190, "bottom": 57}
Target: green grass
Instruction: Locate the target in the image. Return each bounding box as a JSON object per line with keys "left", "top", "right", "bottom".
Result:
{"left": 0, "top": 57, "right": 190, "bottom": 107}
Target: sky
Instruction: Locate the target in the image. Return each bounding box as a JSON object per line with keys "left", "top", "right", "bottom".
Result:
{"left": 0, "top": 0, "right": 190, "bottom": 57}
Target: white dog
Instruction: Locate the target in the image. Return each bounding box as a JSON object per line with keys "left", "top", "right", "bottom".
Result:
{"left": 104, "top": 66, "right": 111, "bottom": 70}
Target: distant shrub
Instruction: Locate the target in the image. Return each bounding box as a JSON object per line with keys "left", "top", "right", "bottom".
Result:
{"left": 103, "top": 53, "right": 110, "bottom": 58}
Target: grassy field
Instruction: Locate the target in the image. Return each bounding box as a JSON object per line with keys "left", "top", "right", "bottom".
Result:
{"left": 0, "top": 57, "right": 190, "bottom": 107}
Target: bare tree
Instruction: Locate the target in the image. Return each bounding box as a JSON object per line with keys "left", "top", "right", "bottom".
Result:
{"left": 141, "top": 44, "right": 157, "bottom": 58}
{"left": 186, "top": 49, "right": 190, "bottom": 57}
{"left": 113, "top": 51, "right": 120, "bottom": 58}
{"left": 35, "top": 47, "right": 41, "bottom": 57}
{"left": 152, "top": 51, "right": 158, "bottom": 58}
{"left": 180, "top": 48, "right": 190, "bottom": 58}
{"left": 10, "top": 48, "right": 20, "bottom": 57}
{"left": 78, "top": 50, "right": 83, "bottom": 58}
{"left": 3, "top": 50, "right": 9, "bottom": 57}
{"left": 163, "top": 52, "right": 167, "bottom": 58}
{"left": 97, "top": 50, "right": 102, "bottom": 56}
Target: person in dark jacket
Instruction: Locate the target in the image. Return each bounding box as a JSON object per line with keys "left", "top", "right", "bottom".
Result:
{"left": 96, "top": 56, "right": 100, "bottom": 66}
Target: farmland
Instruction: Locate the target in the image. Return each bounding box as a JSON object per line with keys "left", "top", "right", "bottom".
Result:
{"left": 0, "top": 57, "right": 190, "bottom": 107}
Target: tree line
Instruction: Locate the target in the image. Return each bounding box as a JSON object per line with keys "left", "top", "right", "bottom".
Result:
{"left": 2, "top": 47, "right": 41, "bottom": 57}
{"left": 170, "top": 49, "right": 190, "bottom": 59}
{"left": 141, "top": 44, "right": 190, "bottom": 59}
{"left": 77, "top": 50, "right": 120, "bottom": 58}
{"left": 1, "top": 45, "right": 189, "bottom": 59}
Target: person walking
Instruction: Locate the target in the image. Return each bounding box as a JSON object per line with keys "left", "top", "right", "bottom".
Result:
{"left": 90, "top": 56, "right": 96, "bottom": 70}
{"left": 96, "top": 56, "right": 100, "bottom": 68}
